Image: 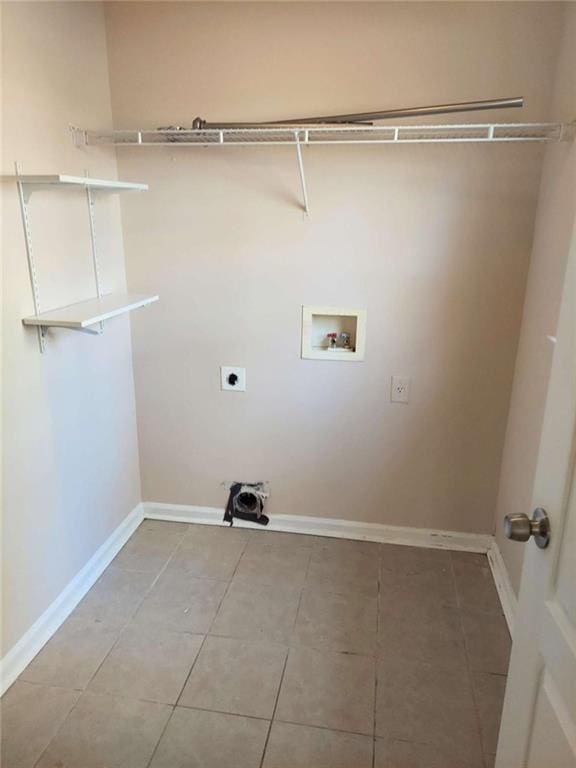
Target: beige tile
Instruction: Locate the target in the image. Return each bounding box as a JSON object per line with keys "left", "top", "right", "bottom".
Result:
{"left": 276, "top": 647, "right": 375, "bottom": 736}
{"left": 211, "top": 582, "right": 301, "bottom": 643}
{"left": 72, "top": 568, "right": 155, "bottom": 623}
{"left": 314, "top": 536, "right": 381, "bottom": 557}
{"left": 314, "top": 538, "right": 380, "bottom": 559}
{"left": 472, "top": 672, "right": 507, "bottom": 755}
{"left": 88, "top": 622, "right": 203, "bottom": 704}
{"left": 179, "top": 635, "right": 287, "bottom": 718}
{"left": 461, "top": 609, "right": 511, "bottom": 674}
{"left": 375, "top": 738, "right": 480, "bottom": 768}
{"left": 168, "top": 537, "right": 246, "bottom": 580}
{"left": 452, "top": 558, "right": 502, "bottom": 615}
{"left": 19, "top": 615, "right": 123, "bottom": 690}
{"left": 135, "top": 570, "right": 228, "bottom": 633}
{"left": 378, "top": 600, "right": 467, "bottom": 669}
{"left": 380, "top": 544, "right": 452, "bottom": 575}
{"left": 450, "top": 551, "right": 489, "bottom": 568}
{"left": 182, "top": 523, "right": 253, "bottom": 545}
{"left": 249, "top": 530, "right": 318, "bottom": 549}
{"left": 305, "top": 546, "right": 379, "bottom": 597}
{"left": 293, "top": 589, "right": 377, "bottom": 655}
{"left": 0, "top": 681, "right": 80, "bottom": 768}
{"left": 112, "top": 544, "right": 172, "bottom": 576}
{"left": 36, "top": 691, "right": 171, "bottom": 768}
{"left": 376, "top": 659, "right": 483, "bottom": 766}
{"left": 112, "top": 537, "right": 176, "bottom": 574}
{"left": 231, "top": 543, "right": 311, "bottom": 592}
{"left": 135, "top": 520, "right": 189, "bottom": 538}
{"left": 112, "top": 521, "right": 187, "bottom": 571}
{"left": 149, "top": 707, "right": 269, "bottom": 768}
{"left": 379, "top": 567, "right": 457, "bottom": 609}
{"left": 262, "top": 722, "right": 373, "bottom": 768}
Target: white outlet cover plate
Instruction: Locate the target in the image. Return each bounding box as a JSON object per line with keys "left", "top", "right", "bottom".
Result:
{"left": 391, "top": 375, "right": 411, "bottom": 403}
{"left": 221, "top": 366, "right": 246, "bottom": 392}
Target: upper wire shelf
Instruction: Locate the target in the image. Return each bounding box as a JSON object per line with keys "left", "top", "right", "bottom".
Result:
{"left": 73, "top": 122, "right": 571, "bottom": 148}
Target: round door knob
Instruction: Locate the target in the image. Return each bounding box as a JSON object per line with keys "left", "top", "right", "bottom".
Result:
{"left": 504, "top": 508, "right": 550, "bottom": 549}
{"left": 504, "top": 513, "right": 531, "bottom": 542}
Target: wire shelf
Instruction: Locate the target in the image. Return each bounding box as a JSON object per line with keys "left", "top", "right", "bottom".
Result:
{"left": 73, "top": 122, "right": 570, "bottom": 148}
{"left": 69, "top": 121, "right": 573, "bottom": 217}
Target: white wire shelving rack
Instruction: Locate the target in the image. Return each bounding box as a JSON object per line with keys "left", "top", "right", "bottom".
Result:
{"left": 13, "top": 166, "right": 158, "bottom": 352}
{"left": 71, "top": 121, "right": 574, "bottom": 214}
{"left": 73, "top": 122, "right": 569, "bottom": 147}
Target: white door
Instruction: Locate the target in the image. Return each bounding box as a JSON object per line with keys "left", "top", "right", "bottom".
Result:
{"left": 496, "top": 224, "right": 576, "bottom": 768}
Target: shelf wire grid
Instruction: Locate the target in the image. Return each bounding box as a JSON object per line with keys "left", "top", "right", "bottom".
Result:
{"left": 73, "top": 122, "right": 570, "bottom": 148}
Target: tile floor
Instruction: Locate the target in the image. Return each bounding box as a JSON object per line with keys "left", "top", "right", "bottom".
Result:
{"left": 1, "top": 521, "right": 512, "bottom": 768}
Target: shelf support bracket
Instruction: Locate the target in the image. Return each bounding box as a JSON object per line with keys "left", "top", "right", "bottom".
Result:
{"left": 15, "top": 162, "right": 45, "bottom": 352}
{"left": 294, "top": 131, "right": 310, "bottom": 215}
{"left": 85, "top": 171, "right": 104, "bottom": 334}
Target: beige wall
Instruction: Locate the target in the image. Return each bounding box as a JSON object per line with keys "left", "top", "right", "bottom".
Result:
{"left": 493, "top": 3, "right": 576, "bottom": 595}
{"left": 105, "top": 2, "right": 563, "bottom": 532}
{"left": 1, "top": 2, "right": 141, "bottom": 655}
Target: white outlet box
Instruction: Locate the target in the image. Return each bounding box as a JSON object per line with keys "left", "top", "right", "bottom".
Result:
{"left": 391, "top": 376, "right": 411, "bottom": 403}
{"left": 221, "top": 366, "right": 246, "bottom": 392}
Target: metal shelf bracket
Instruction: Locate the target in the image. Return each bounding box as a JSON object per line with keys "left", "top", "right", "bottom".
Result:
{"left": 85, "top": 170, "right": 104, "bottom": 333}
{"left": 294, "top": 130, "right": 310, "bottom": 215}
{"left": 15, "top": 162, "right": 44, "bottom": 351}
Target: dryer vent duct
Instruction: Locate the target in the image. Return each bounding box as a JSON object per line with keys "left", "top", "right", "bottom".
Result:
{"left": 224, "top": 482, "right": 269, "bottom": 527}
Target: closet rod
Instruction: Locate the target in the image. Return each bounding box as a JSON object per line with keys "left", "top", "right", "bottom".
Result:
{"left": 196, "top": 97, "right": 525, "bottom": 129}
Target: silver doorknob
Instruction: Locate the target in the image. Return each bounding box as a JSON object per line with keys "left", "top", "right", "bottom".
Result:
{"left": 504, "top": 508, "right": 550, "bottom": 549}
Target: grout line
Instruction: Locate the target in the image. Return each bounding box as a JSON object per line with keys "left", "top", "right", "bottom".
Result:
{"left": 81, "top": 527, "right": 189, "bottom": 689}
{"left": 173, "top": 532, "right": 252, "bottom": 707}
{"left": 271, "top": 716, "right": 374, "bottom": 740}
{"left": 450, "top": 551, "right": 490, "bottom": 768}
{"left": 171, "top": 635, "right": 209, "bottom": 707}
{"left": 14, "top": 678, "right": 85, "bottom": 693}
{"left": 31, "top": 525, "right": 190, "bottom": 768}
{"left": 289, "top": 548, "right": 313, "bottom": 640}
{"left": 173, "top": 703, "right": 272, "bottom": 722}
{"left": 145, "top": 530, "right": 253, "bottom": 768}
{"left": 372, "top": 552, "right": 383, "bottom": 768}
{"left": 372, "top": 667, "right": 378, "bottom": 768}
{"left": 253, "top": 544, "right": 313, "bottom": 765}
{"left": 285, "top": 640, "right": 375, "bottom": 657}
{"left": 256, "top": 545, "right": 312, "bottom": 768}
{"left": 259, "top": 652, "right": 290, "bottom": 768}
{"left": 143, "top": 704, "right": 175, "bottom": 768}
{"left": 31, "top": 692, "right": 82, "bottom": 768}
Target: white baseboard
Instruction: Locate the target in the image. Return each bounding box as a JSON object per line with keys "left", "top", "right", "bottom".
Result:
{"left": 487, "top": 539, "right": 518, "bottom": 637}
{"left": 0, "top": 503, "right": 144, "bottom": 696}
{"left": 143, "top": 501, "right": 493, "bottom": 553}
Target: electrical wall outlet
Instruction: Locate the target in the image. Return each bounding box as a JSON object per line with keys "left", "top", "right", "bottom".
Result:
{"left": 221, "top": 366, "right": 246, "bottom": 392}
{"left": 391, "top": 376, "right": 411, "bottom": 403}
